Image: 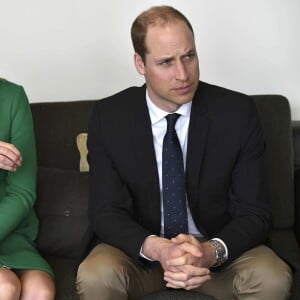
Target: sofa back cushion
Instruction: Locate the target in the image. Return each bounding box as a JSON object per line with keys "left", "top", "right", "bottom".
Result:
{"left": 36, "top": 167, "right": 89, "bottom": 259}
{"left": 30, "top": 100, "right": 95, "bottom": 170}
{"left": 252, "top": 95, "right": 294, "bottom": 229}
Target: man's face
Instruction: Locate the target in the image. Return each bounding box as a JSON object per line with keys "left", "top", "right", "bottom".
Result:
{"left": 134, "top": 21, "right": 200, "bottom": 112}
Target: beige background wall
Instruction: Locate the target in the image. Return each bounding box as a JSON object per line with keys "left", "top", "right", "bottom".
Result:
{"left": 1, "top": 0, "right": 299, "bottom": 118}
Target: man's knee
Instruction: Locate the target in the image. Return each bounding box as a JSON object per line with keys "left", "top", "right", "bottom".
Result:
{"left": 232, "top": 246, "right": 292, "bottom": 299}
{"left": 76, "top": 246, "right": 129, "bottom": 299}
{"left": 78, "top": 257, "right": 126, "bottom": 286}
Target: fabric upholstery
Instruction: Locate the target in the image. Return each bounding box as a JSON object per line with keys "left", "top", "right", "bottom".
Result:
{"left": 252, "top": 95, "right": 299, "bottom": 274}
{"left": 294, "top": 170, "right": 300, "bottom": 251}
{"left": 36, "top": 167, "right": 89, "bottom": 259}
{"left": 252, "top": 95, "right": 294, "bottom": 229}
{"left": 292, "top": 121, "right": 300, "bottom": 255}
{"left": 293, "top": 121, "right": 300, "bottom": 171}
{"left": 31, "top": 101, "right": 95, "bottom": 170}
{"left": 45, "top": 255, "right": 78, "bottom": 300}
{"left": 28, "top": 96, "right": 299, "bottom": 300}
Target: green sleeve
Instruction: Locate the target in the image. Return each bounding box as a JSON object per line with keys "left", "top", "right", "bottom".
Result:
{"left": 0, "top": 84, "right": 37, "bottom": 242}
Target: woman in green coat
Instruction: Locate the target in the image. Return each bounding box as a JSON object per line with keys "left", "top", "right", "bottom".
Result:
{"left": 0, "top": 79, "right": 55, "bottom": 299}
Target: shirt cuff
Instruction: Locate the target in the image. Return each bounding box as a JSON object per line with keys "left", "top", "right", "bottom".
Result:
{"left": 139, "top": 235, "right": 157, "bottom": 261}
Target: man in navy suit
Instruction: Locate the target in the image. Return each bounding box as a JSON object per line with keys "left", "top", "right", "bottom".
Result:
{"left": 77, "top": 5, "right": 292, "bottom": 300}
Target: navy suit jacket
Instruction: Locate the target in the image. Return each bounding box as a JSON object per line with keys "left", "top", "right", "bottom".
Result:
{"left": 87, "top": 81, "right": 271, "bottom": 265}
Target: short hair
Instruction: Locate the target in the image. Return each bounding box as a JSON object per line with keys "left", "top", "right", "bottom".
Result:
{"left": 131, "top": 6, "right": 194, "bottom": 62}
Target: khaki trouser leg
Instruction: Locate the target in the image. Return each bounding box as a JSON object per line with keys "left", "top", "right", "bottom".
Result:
{"left": 76, "top": 243, "right": 165, "bottom": 300}
{"left": 77, "top": 244, "right": 292, "bottom": 300}
{"left": 195, "top": 245, "right": 292, "bottom": 300}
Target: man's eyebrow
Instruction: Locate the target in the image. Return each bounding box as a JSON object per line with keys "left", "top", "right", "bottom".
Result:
{"left": 181, "top": 49, "right": 196, "bottom": 57}
{"left": 155, "top": 56, "right": 174, "bottom": 63}
{"left": 155, "top": 48, "right": 196, "bottom": 63}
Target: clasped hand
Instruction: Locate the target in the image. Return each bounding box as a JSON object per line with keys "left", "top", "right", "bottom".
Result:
{"left": 0, "top": 141, "right": 22, "bottom": 171}
{"left": 143, "top": 234, "right": 216, "bottom": 290}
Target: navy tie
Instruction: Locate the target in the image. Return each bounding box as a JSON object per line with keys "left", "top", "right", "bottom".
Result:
{"left": 162, "top": 113, "right": 188, "bottom": 238}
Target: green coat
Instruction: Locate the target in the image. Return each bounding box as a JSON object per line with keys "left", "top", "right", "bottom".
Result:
{"left": 0, "top": 80, "right": 54, "bottom": 278}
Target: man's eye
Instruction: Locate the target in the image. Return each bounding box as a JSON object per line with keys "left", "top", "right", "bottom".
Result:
{"left": 183, "top": 53, "right": 194, "bottom": 60}
{"left": 159, "top": 60, "right": 172, "bottom": 66}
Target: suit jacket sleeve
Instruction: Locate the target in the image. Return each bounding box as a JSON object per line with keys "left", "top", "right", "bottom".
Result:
{"left": 87, "top": 102, "right": 153, "bottom": 262}
{"left": 214, "top": 97, "right": 272, "bottom": 263}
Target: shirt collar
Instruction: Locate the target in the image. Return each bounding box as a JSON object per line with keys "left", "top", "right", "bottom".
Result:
{"left": 146, "top": 90, "right": 192, "bottom": 125}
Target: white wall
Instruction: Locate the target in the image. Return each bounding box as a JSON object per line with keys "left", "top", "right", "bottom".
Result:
{"left": 1, "top": 0, "right": 299, "bottom": 118}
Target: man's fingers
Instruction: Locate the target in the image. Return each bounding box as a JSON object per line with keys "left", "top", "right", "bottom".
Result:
{"left": 184, "top": 273, "right": 211, "bottom": 290}
{"left": 177, "top": 242, "right": 202, "bottom": 258}
{"left": 164, "top": 271, "right": 188, "bottom": 289}
{"left": 166, "top": 253, "right": 199, "bottom": 267}
{"left": 171, "top": 234, "right": 192, "bottom": 244}
{"left": 166, "top": 256, "right": 186, "bottom": 267}
{"left": 164, "top": 267, "right": 211, "bottom": 290}
{"left": 171, "top": 235, "right": 202, "bottom": 257}
{"left": 165, "top": 275, "right": 211, "bottom": 290}
{"left": 182, "top": 265, "right": 210, "bottom": 276}
{"left": 166, "top": 280, "right": 186, "bottom": 289}
{"left": 165, "top": 266, "right": 210, "bottom": 280}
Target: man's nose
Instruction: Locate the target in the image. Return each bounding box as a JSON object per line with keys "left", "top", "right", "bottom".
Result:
{"left": 175, "top": 62, "right": 188, "bottom": 81}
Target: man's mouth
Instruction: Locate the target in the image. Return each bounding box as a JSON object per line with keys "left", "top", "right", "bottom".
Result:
{"left": 174, "top": 83, "right": 193, "bottom": 94}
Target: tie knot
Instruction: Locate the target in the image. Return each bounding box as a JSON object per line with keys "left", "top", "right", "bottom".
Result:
{"left": 166, "top": 113, "right": 180, "bottom": 130}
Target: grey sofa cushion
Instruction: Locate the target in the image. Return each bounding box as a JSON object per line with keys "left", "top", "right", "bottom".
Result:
{"left": 36, "top": 167, "right": 89, "bottom": 259}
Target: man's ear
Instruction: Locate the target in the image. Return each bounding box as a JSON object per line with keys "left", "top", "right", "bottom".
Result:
{"left": 134, "top": 53, "right": 145, "bottom": 75}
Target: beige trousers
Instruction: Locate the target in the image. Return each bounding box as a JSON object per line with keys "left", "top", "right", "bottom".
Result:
{"left": 76, "top": 243, "right": 292, "bottom": 300}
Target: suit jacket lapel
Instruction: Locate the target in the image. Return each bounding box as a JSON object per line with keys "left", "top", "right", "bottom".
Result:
{"left": 130, "top": 86, "right": 161, "bottom": 226}
{"left": 186, "top": 85, "right": 210, "bottom": 210}
{"left": 133, "top": 101, "right": 158, "bottom": 184}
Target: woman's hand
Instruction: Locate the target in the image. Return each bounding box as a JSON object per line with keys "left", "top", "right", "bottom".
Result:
{"left": 0, "top": 141, "right": 22, "bottom": 171}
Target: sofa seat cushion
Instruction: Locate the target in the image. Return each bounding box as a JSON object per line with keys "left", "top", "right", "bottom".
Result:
{"left": 45, "top": 255, "right": 78, "bottom": 300}
{"left": 36, "top": 167, "right": 89, "bottom": 259}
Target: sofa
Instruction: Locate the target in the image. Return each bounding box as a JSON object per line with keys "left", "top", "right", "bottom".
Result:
{"left": 30, "top": 94, "right": 300, "bottom": 300}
